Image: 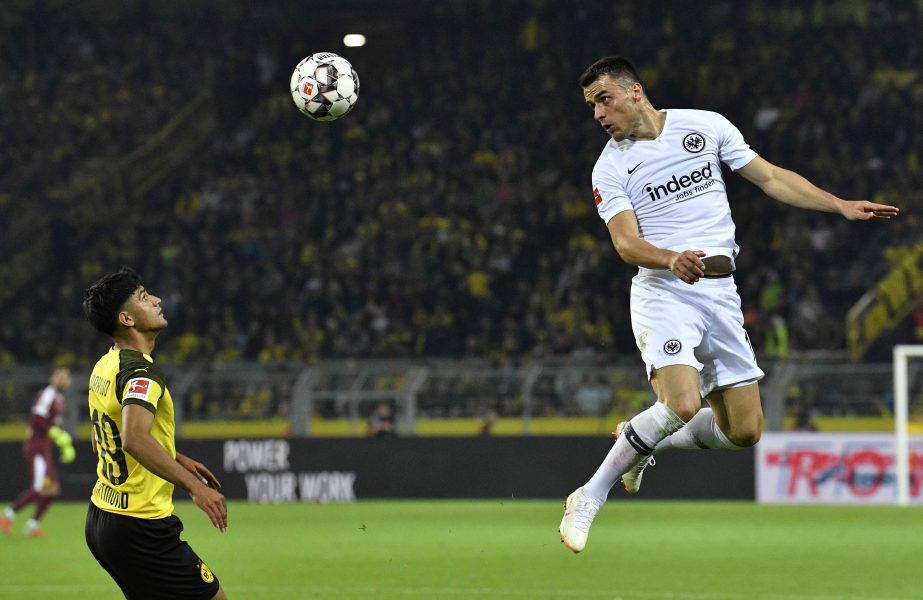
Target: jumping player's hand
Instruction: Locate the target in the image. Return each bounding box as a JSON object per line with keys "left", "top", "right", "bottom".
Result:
{"left": 669, "top": 250, "right": 706, "bottom": 284}
{"left": 838, "top": 200, "right": 899, "bottom": 221}
{"left": 191, "top": 483, "right": 228, "bottom": 533}
{"left": 177, "top": 454, "right": 222, "bottom": 489}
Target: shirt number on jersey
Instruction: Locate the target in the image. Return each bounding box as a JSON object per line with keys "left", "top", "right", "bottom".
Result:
{"left": 91, "top": 409, "right": 129, "bottom": 485}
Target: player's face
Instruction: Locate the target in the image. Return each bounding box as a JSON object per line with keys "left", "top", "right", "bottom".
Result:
{"left": 583, "top": 75, "right": 641, "bottom": 141}
{"left": 127, "top": 286, "right": 168, "bottom": 332}
{"left": 51, "top": 368, "right": 71, "bottom": 391}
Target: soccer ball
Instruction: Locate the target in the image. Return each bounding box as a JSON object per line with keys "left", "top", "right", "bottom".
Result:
{"left": 290, "top": 52, "right": 359, "bottom": 121}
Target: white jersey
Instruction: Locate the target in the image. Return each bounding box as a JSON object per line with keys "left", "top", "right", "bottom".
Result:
{"left": 592, "top": 108, "right": 757, "bottom": 266}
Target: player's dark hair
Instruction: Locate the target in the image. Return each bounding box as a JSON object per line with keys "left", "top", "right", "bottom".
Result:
{"left": 83, "top": 267, "right": 143, "bottom": 336}
{"left": 579, "top": 56, "right": 643, "bottom": 89}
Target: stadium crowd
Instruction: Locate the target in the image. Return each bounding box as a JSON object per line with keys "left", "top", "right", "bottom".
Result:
{"left": 2, "top": 0, "right": 921, "bottom": 367}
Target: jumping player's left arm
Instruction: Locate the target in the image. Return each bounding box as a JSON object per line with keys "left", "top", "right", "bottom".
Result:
{"left": 737, "top": 156, "right": 899, "bottom": 220}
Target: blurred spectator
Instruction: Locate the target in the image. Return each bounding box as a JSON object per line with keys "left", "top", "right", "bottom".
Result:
{"left": 756, "top": 314, "right": 790, "bottom": 361}
{"left": 794, "top": 407, "right": 819, "bottom": 432}
{"left": 368, "top": 402, "right": 395, "bottom": 437}
{"left": 912, "top": 305, "right": 923, "bottom": 343}
{"left": 478, "top": 410, "right": 497, "bottom": 436}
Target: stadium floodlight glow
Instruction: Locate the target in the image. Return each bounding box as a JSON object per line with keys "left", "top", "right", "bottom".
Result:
{"left": 343, "top": 34, "right": 366, "bottom": 47}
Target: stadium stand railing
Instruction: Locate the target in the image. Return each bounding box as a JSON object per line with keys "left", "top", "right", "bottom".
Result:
{"left": 1, "top": 355, "right": 919, "bottom": 440}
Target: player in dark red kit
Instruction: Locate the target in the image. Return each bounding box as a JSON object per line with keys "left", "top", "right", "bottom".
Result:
{"left": 1, "top": 368, "right": 75, "bottom": 537}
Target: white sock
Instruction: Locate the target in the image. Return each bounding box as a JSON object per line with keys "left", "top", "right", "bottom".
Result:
{"left": 583, "top": 402, "right": 686, "bottom": 503}
{"left": 25, "top": 518, "right": 39, "bottom": 532}
{"left": 654, "top": 407, "right": 741, "bottom": 452}
{"left": 3, "top": 507, "right": 14, "bottom": 520}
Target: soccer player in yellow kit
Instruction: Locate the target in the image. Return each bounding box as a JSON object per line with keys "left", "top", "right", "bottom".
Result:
{"left": 83, "top": 268, "right": 229, "bottom": 599}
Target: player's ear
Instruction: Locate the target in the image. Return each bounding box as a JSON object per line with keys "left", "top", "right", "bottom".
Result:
{"left": 117, "top": 309, "right": 135, "bottom": 328}
{"left": 631, "top": 82, "right": 644, "bottom": 101}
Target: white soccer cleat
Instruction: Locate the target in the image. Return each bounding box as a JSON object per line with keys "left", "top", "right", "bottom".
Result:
{"left": 559, "top": 486, "right": 601, "bottom": 554}
{"left": 615, "top": 421, "right": 655, "bottom": 494}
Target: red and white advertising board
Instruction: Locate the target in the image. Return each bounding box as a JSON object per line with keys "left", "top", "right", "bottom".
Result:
{"left": 756, "top": 432, "right": 923, "bottom": 504}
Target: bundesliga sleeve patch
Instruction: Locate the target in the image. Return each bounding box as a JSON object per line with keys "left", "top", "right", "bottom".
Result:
{"left": 593, "top": 187, "right": 603, "bottom": 206}
{"left": 124, "top": 378, "right": 153, "bottom": 402}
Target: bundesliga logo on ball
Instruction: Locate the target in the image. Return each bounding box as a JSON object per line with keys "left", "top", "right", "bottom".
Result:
{"left": 290, "top": 52, "right": 359, "bottom": 121}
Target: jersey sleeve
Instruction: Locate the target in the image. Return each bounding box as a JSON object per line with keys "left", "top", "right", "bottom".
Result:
{"left": 120, "top": 376, "right": 165, "bottom": 413}
{"left": 592, "top": 157, "right": 633, "bottom": 224}
{"left": 115, "top": 354, "right": 166, "bottom": 413}
{"left": 714, "top": 113, "right": 757, "bottom": 171}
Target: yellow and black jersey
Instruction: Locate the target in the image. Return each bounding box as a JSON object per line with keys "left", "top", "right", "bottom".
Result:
{"left": 87, "top": 347, "right": 176, "bottom": 519}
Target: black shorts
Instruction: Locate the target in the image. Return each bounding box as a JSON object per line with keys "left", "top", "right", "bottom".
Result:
{"left": 85, "top": 503, "right": 221, "bottom": 600}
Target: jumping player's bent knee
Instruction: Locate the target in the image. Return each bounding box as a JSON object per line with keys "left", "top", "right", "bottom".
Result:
{"left": 727, "top": 428, "right": 761, "bottom": 447}
{"left": 660, "top": 396, "right": 700, "bottom": 423}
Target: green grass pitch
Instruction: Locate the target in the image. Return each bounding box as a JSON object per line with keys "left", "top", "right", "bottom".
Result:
{"left": 0, "top": 500, "right": 921, "bottom": 599}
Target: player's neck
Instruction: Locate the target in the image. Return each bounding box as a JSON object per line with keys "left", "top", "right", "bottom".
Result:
{"left": 112, "top": 331, "right": 158, "bottom": 356}
{"left": 628, "top": 106, "right": 666, "bottom": 141}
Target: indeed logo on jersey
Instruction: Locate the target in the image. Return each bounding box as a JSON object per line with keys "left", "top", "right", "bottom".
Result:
{"left": 644, "top": 162, "right": 715, "bottom": 202}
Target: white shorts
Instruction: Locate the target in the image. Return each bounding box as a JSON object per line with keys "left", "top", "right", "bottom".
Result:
{"left": 630, "top": 269, "right": 764, "bottom": 398}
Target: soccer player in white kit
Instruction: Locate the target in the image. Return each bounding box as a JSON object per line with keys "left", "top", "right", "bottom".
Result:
{"left": 559, "top": 56, "right": 899, "bottom": 554}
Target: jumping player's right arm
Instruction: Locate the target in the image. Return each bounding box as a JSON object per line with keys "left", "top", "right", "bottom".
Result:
{"left": 594, "top": 151, "right": 707, "bottom": 285}
{"left": 122, "top": 404, "right": 228, "bottom": 532}
{"left": 606, "top": 211, "right": 706, "bottom": 285}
